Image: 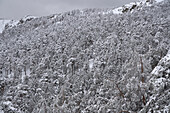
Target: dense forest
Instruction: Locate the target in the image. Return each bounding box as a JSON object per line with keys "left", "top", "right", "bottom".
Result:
{"left": 0, "top": 0, "right": 170, "bottom": 112}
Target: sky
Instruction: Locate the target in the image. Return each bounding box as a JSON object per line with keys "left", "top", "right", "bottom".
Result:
{"left": 0, "top": 0, "right": 138, "bottom": 19}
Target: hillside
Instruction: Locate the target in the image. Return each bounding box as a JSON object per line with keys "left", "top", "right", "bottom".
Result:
{"left": 0, "top": 0, "right": 170, "bottom": 113}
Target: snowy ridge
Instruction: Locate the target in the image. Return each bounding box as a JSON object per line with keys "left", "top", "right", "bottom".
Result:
{"left": 102, "top": 0, "right": 165, "bottom": 15}
{"left": 0, "top": 0, "right": 164, "bottom": 33}
{"left": 0, "top": 15, "right": 36, "bottom": 33}
{"left": 6, "top": 15, "right": 37, "bottom": 29}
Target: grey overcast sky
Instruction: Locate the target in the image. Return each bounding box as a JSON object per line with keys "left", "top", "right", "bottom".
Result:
{"left": 0, "top": 0, "right": 138, "bottom": 19}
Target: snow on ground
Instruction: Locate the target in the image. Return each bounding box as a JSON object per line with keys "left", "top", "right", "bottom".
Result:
{"left": 7, "top": 20, "right": 19, "bottom": 28}
{"left": 151, "top": 50, "right": 170, "bottom": 76}
{"left": 151, "top": 65, "right": 164, "bottom": 76}
{"left": 159, "top": 50, "right": 170, "bottom": 66}
{"left": 0, "top": 20, "right": 11, "bottom": 33}
{"left": 150, "top": 49, "right": 170, "bottom": 92}
{"left": 0, "top": 16, "right": 36, "bottom": 33}
{"left": 0, "top": 20, "right": 20, "bottom": 32}
{"left": 101, "top": 0, "right": 165, "bottom": 15}
{"left": 100, "top": 0, "right": 147, "bottom": 15}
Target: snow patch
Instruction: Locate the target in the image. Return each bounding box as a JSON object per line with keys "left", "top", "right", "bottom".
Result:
{"left": 151, "top": 49, "right": 170, "bottom": 76}
{"left": 56, "top": 21, "right": 62, "bottom": 26}
{"left": 154, "top": 77, "right": 166, "bottom": 87}
{"left": 101, "top": 0, "right": 155, "bottom": 15}
{"left": 3, "top": 101, "right": 16, "bottom": 111}
{"left": 112, "top": 7, "right": 123, "bottom": 14}
{"left": 0, "top": 20, "right": 11, "bottom": 33}
{"left": 26, "top": 67, "right": 31, "bottom": 77}
{"left": 5, "top": 20, "right": 19, "bottom": 28}
{"left": 22, "top": 15, "right": 36, "bottom": 21}
{"left": 21, "top": 68, "right": 25, "bottom": 83}
{"left": 151, "top": 65, "right": 164, "bottom": 75}
{"left": 80, "top": 10, "right": 84, "bottom": 14}
{"left": 158, "top": 50, "right": 170, "bottom": 66}
{"left": 1, "top": 16, "right": 36, "bottom": 31}
{"left": 89, "top": 59, "right": 94, "bottom": 71}
{"left": 58, "top": 74, "right": 66, "bottom": 78}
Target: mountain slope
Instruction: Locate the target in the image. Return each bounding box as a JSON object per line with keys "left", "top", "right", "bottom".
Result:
{"left": 0, "top": 0, "right": 170, "bottom": 113}
{"left": 140, "top": 50, "right": 170, "bottom": 112}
